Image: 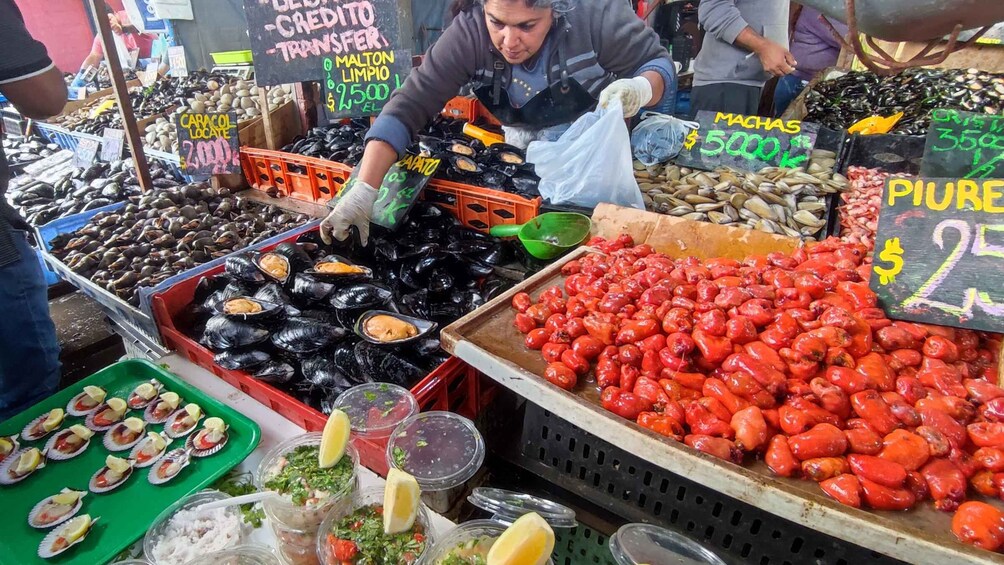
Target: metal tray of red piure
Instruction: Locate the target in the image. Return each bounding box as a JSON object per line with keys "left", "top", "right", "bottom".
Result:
{"left": 0, "top": 359, "right": 260, "bottom": 565}
{"left": 439, "top": 203, "right": 1004, "bottom": 565}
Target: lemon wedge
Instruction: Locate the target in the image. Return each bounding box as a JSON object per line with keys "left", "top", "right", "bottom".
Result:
{"left": 69, "top": 424, "right": 93, "bottom": 441}
{"left": 106, "top": 398, "right": 127, "bottom": 416}
{"left": 83, "top": 386, "right": 106, "bottom": 403}
{"left": 487, "top": 512, "right": 554, "bottom": 565}
{"left": 60, "top": 515, "right": 92, "bottom": 543}
{"left": 105, "top": 455, "right": 131, "bottom": 474}
{"left": 52, "top": 490, "right": 84, "bottom": 506}
{"left": 0, "top": 437, "right": 13, "bottom": 454}
{"left": 318, "top": 409, "right": 351, "bottom": 469}
{"left": 42, "top": 408, "right": 65, "bottom": 432}
{"left": 145, "top": 432, "right": 166, "bottom": 452}
{"left": 14, "top": 448, "right": 42, "bottom": 475}
{"left": 123, "top": 417, "right": 145, "bottom": 434}
{"left": 183, "top": 403, "right": 202, "bottom": 421}
{"left": 159, "top": 392, "right": 180, "bottom": 410}
{"left": 204, "top": 417, "right": 226, "bottom": 433}
{"left": 135, "top": 383, "right": 158, "bottom": 400}
{"left": 383, "top": 468, "right": 421, "bottom": 535}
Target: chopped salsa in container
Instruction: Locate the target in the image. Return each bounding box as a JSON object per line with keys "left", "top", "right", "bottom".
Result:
{"left": 324, "top": 505, "right": 426, "bottom": 564}
{"left": 436, "top": 538, "right": 492, "bottom": 565}
{"left": 264, "top": 444, "right": 354, "bottom": 507}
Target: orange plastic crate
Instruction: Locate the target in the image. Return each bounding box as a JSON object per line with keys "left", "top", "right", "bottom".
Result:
{"left": 424, "top": 178, "right": 541, "bottom": 233}
{"left": 442, "top": 96, "right": 479, "bottom": 122}
{"left": 241, "top": 147, "right": 353, "bottom": 205}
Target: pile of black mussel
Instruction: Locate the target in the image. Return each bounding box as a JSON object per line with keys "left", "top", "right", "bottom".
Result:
{"left": 283, "top": 117, "right": 541, "bottom": 199}
{"left": 3, "top": 134, "right": 61, "bottom": 170}
{"left": 7, "top": 159, "right": 178, "bottom": 226}
{"left": 48, "top": 183, "right": 310, "bottom": 305}
{"left": 181, "top": 202, "right": 518, "bottom": 414}
{"left": 804, "top": 67, "right": 1004, "bottom": 135}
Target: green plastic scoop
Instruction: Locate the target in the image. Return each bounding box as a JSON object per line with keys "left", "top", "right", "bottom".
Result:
{"left": 489, "top": 212, "right": 592, "bottom": 260}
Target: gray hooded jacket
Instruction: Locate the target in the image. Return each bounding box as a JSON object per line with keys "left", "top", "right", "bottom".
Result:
{"left": 693, "top": 0, "right": 789, "bottom": 88}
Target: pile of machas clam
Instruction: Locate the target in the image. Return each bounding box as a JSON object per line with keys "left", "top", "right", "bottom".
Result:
{"left": 147, "top": 82, "right": 294, "bottom": 153}
{"left": 48, "top": 184, "right": 311, "bottom": 306}
{"left": 3, "top": 134, "right": 61, "bottom": 169}
{"left": 636, "top": 150, "right": 846, "bottom": 240}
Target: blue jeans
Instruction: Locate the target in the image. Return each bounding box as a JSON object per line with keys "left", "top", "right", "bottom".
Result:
{"left": 0, "top": 231, "right": 60, "bottom": 420}
{"left": 774, "top": 75, "right": 809, "bottom": 117}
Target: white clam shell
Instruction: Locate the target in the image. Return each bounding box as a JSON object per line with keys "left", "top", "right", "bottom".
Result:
{"left": 147, "top": 448, "right": 191, "bottom": 485}
{"left": 163, "top": 409, "right": 203, "bottom": 439}
{"left": 88, "top": 463, "right": 133, "bottom": 494}
{"left": 21, "top": 413, "right": 61, "bottom": 442}
{"left": 129, "top": 432, "right": 170, "bottom": 468}
{"left": 37, "top": 516, "right": 98, "bottom": 559}
{"left": 66, "top": 392, "right": 101, "bottom": 417}
{"left": 44, "top": 431, "right": 90, "bottom": 461}
{"left": 28, "top": 491, "right": 84, "bottom": 529}
{"left": 0, "top": 448, "right": 46, "bottom": 485}
{"left": 102, "top": 423, "right": 145, "bottom": 452}
{"left": 0, "top": 435, "right": 20, "bottom": 464}
{"left": 144, "top": 396, "right": 182, "bottom": 424}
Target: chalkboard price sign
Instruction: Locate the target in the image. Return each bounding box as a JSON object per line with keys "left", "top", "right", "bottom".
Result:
{"left": 920, "top": 109, "right": 1004, "bottom": 179}
{"left": 175, "top": 111, "right": 241, "bottom": 176}
{"left": 243, "top": 0, "right": 402, "bottom": 87}
{"left": 336, "top": 153, "right": 441, "bottom": 229}
{"left": 871, "top": 176, "right": 1004, "bottom": 333}
{"left": 675, "top": 111, "right": 820, "bottom": 173}
{"left": 73, "top": 138, "right": 100, "bottom": 168}
{"left": 100, "top": 128, "right": 125, "bottom": 162}
{"left": 322, "top": 49, "right": 411, "bottom": 118}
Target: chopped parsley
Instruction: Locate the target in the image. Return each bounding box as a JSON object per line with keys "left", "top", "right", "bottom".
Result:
{"left": 392, "top": 446, "right": 407, "bottom": 468}
{"left": 214, "top": 471, "right": 265, "bottom": 528}
{"left": 328, "top": 504, "right": 426, "bottom": 564}
{"left": 416, "top": 440, "right": 428, "bottom": 448}
{"left": 263, "top": 445, "right": 353, "bottom": 506}
{"left": 364, "top": 391, "right": 378, "bottom": 402}
{"left": 437, "top": 538, "right": 492, "bottom": 565}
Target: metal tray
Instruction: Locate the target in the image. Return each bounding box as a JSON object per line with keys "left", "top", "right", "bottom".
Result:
{"left": 441, "top": 246, "right": 1004, "bottom": 565}
{"left": 0, "top": 358, "right": 260, "bottom": 565}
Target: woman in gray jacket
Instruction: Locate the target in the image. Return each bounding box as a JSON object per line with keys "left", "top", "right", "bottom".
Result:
{"left": 321, "top": 0, "right": 676, "bottom": 246}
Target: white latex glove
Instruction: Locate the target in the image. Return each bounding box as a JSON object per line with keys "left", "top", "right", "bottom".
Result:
{"left": 598, "top": 76, "right": 654, "bottom": 118}
{"left": 320, "top": 180, "right": 379, "bottom": 246}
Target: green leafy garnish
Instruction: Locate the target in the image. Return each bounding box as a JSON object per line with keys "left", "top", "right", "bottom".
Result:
{"left": 329, "top": 504, "right": 426, "bottom": 564}
{"left": 263, "top": 445, "right": 353, "bottom": 506}
{"left": 213, "top": 471, "right": 265, "bottom": 528}
{"left": 393, "top": 446, "right": 407, "bottom": 468}
{"left": 416, "top": 440, "right": 428, "bottom": 448}
{"left": 364, "top": 391, "right": 377, "bottom": 402}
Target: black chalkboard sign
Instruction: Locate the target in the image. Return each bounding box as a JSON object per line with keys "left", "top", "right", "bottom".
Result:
{"left": 336, "top": 153, "right": 442, "bottom": 229}
{"left": 100, "top": 128, "right": 125, "bottom": 162}
{"left": 920, "top": 109, "right": 1004, "bottom": 179}
{"left": 73, "top": 138, "right": 100, "bottom": 168}
{"left": 675, "top": 111, "right": 820, "bottom": 173}
{"left": 322, "top": 49, "right": 411, "bottom": 118}
{"left": 175, "top": 111, "right": 240, "bottom": 175}
{"left": 243, "top": 0, "right": 401, "bottom": 87}
{"left": 871, "top": 176, "right": 1004, "bottom": 333}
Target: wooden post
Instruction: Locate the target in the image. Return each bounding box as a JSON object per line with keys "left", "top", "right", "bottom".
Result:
{"left": 258, "top": 87, "right": 276, "bottom": 150}
{"left": 88, "top": 0, "right": 153, "bottom": 192}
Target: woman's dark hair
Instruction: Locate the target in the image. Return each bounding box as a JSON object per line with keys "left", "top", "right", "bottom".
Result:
{"left": 451, "top": 0, "right": 574, "bottom": 18}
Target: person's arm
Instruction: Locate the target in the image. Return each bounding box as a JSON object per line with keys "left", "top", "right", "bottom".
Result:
{"left": 735, "top": 26, "right": 796, "bottom": 77}
{"left": 0, "top": 0, "right": 67, "bottom": 119}
{"left": 2, "top": 67, "right": 67, "bottom": 119}
{"left": 699, "top": 0, "right": 795, "bottom": 77}
{"left": 592, "top": 0, "right": 674, "bottom": 110}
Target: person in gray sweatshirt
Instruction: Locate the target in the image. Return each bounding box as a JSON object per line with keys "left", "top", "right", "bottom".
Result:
{"left": 319, "top": 0, "right": 676, "bottom": 247}
{"left": 691, "top": 0, "right": 794, "bottom": 116}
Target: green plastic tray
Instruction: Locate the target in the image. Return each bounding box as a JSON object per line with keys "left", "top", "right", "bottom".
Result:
{"left": 210, "top": 50, "right": 253, "bottom": 65}
{"left": 0, "top": 359, "right": 261, "bottom": 565}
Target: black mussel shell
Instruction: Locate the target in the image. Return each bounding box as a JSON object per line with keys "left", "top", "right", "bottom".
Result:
{"left": 354, "top": 341, "right": 426, "bottom": 388}
{"left": 508, "top": 173, "right": 540, "bottom": 196}
{"left": 271, "top": 317, "right": 346, "bottom": 355}
{"left": 409, "top": 337, "right": 443, "bottom": 358}
{"left": 330, "top": 283, "right": 394, "bottom": 310}
{"left": 202, "top": 290, "right": 226, "bottom": 312}
{"left": 291, "top": 274, "right": 337, "bottom": 303}
{"left": 255, "top": 252, "right": 292, "bottom": 284}
{"left": 445, "top": 240, "right": 495, "bottom": 255}
{"left": 428, "top": 268, "right": 454, "bottom": 294}
{"left": 429, "top": 301, "right": 466, "bottom": 324}
{"left": 225, "top": 254, "right": 265, "bottom": 283}
{"left": 355, "top": 310, "right": 437, "bottom": 346}
{"left": 486, "top": 143, "right": 526, "bottom": 166}
{"left": 450, "top": 155, "right": 482, "bottom": 176}
{"left": 409, "top": 202, "right": 445, "bottom": 225}
{"left": 480, "top": 170, "right": 509, "bottom": 190}
{"left": 478, "top": 243, "right": 512, "bottom": 266}
{"left": 331, "top": 339, "right": 366, "bottom": 384}
{"left": 301, "top": 355, "right": 355, "bottom": 394}
{"left": 201, "top": 315, "right": 271, "bottom": 351}
{"left": 305, "top": 255, "right": 373, "bottom": 283}
{"left": 213, "top": 297, "right": 284, "bottom": 322}
{"left": 399, "top": 261, "right": 424, "bottom": 291}
{"left": 299, "top": 309, "right": 341, "bottom": 326}
{"left": 465, "top": 290, "right": 486, "bottom": 311}
{"left": 400, "top": 290, "right": 430, "bottom": 319}
{"left": 253, "top": 284, "right": 302, "bottom": 317}
{"left": 194, "top": 276, "right": 227, "bottom": 305}
{"left": 214, "top": 349, "right": 271, "bottom": 371}
{"left": 272, "top": 242, "right": 313, "bottom": 272}
{"left": 252, "top": 361, "right": 296, "bottom": 385}
{"left": 413, "top": 253, "right": 450, "bottom": 277}
{"left": 483, "top": 277, "right": 516, "bottom": 301}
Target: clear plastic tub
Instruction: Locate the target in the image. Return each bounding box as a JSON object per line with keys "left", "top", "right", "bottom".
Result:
{"left": 255, "top": 433, "right": 360, "bottom": 565}
{"left": 181, "top": 545, "right": 280, "bottom": 565}
{"left": 609, "top": 523, "right": 727, "bottom": 565}
{"left": 332, "top": 383, "right": 418, "bottom": 456}
{"left": 315, "top": 486, "right": 434, "bottom": 565}
{"left": 385, "top": 411, "right": 484, "bottom": 492}
{"left": 419, "top": 520, "right": 554, "bottom": 565}
{"left": 143, "top": 489, "right": 250, "bottom": 565}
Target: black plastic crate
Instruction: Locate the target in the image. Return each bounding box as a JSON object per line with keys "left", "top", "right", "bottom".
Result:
{"left": 517, "top": 402, "right": 906, "bottom": 565}
{"left": 839, "top": 133, "right": 926, "bottom": 175}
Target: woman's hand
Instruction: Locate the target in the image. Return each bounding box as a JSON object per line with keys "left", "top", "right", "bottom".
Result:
{"left": 598, "top": 76, "right": 654, "bottom": 118}
{"left": 319, "top": 180, "right": 379, "bottom": 246}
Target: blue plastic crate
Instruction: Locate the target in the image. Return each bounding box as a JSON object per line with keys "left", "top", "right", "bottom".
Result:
{"left": 34, "top": 123, "right": 102, "bottom": 152}
{"left": 36, "top": 202, "right": 126, "bottom": 253}
{"left": 36, "top": 249, "right": 59, "bottom": 286}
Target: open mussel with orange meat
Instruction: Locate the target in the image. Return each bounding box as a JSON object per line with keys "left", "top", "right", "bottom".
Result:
{"left": 304, "top": 255, "right": 372, "bottom": 283}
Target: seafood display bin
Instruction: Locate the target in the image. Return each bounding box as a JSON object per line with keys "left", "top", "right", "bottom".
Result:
{"left": 0, "top": 358, "right": 260, "bottom": 565}
{"left": 439, "top": 203, "right": 1004, "bottom": 565}
{"left": 33, "top": 202, "right": 128, "bottom": 287}
{"left": 33, "top": 122, "right": 103, "bottom": 153}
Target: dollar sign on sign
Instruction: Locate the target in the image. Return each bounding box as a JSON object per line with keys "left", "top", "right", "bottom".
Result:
{"left": 874, "top": 238, "right": 905, "bottom": 285}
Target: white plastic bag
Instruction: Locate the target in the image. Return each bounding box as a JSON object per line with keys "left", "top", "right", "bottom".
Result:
{"left": 526, "top": 100, "right": 644, "bottom": 209}
{"left": 631, "top": 112, "right": 700, "bottom": 166}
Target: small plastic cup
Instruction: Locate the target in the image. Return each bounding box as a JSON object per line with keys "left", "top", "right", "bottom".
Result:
{"left": 316, "top": 486, "right": 434, "bottom": 565}
{"left": 333, "top": 383, "right": 418, "bottom": 458}
{"left": 180, "top": 545, "right": 280, "bottom": 565}
{"left": 609, "top": 523, "right": 727, "bottom": 565}
{"left": 419, "top": 520, "right": 554, "bottom": 565}
{"left": 255, "top": 433, "right": 359, "bottom": 564}
{"left": 143, "top": 489, "right": 249, "bottom": 565}
{"left": 385, "top": 411, "right": 485, "bottom": 514}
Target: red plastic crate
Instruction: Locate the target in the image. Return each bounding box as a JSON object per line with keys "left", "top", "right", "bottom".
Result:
{"left": 424, "top": 178, "right": 541, "bottom": 233}
{"left": 241, "top": 147, "right": 353, "bottom": 205}
{"left": 149, "top": 226, "right": 493, "bottom": 473}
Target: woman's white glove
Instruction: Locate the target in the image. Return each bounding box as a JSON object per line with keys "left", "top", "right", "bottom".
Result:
{"left": 319, "top": 180, "right": 379, "bottom": 246}
{"left": 598, "top": 77, "right": 653, "bottom": 118}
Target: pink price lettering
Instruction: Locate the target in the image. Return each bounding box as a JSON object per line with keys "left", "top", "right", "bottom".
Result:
{"left": 181, "top": 138, "right": 239, "bottom": 174}
{"left": 267, "top": 0, "right": 389, "bottom": 61}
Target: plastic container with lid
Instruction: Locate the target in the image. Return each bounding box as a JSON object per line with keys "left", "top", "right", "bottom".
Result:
{"left": 332, "top": 383, "right": 418, "bottom": 442}
{"left": 609, "top": 523, "right": 728, "bottom": 565}
{"left": 315, "top": 486, "right": 434, "bottom": 565}
{"left": 420, "top": 488, "right": 577, "bottom": 565}
{"left": 385, "top": 411, "right": 485, "bottom": 514}
{"left": 143, "top": 489, "right": 250, "bottom": 565}
{"left": 180, "top": 545, "right": 280, "bottom": 565}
